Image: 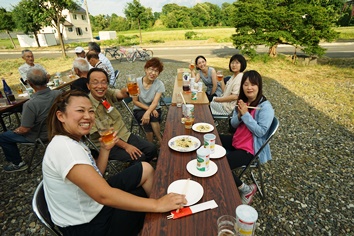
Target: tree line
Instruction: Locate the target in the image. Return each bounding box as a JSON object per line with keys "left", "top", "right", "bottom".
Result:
{"left": 0, "top": 0, "right": 353, "bottom": 58}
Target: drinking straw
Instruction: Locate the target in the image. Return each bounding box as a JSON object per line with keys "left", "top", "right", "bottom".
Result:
{"left": 180, "top": 91, "right": 186, "bottom": 105}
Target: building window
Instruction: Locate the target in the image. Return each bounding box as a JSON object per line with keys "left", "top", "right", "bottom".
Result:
{"left": 73, "top": 14, "right": 77, "bottom": 20}
{"left": 81, "top": 15, "right": 86, "bottom": 20}
{"left": 85, "top": 27, "right": 88, "bottom": 31}
{"left": 76, "top": 27, "right": 83, "bottom": 36}
{"left": 68, "top": 27, "right": 73, "bottom": 32}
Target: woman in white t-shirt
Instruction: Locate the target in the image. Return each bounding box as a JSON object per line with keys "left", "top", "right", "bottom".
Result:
{"left": 42, "top": 90, "right": 186, "bottom": 235}
{"left": 210, "top": 54, "right": 247, "bottom": 116}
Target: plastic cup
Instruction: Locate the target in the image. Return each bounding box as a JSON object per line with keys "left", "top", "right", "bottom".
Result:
{"left": 95, "top": 119, "right": 114, "bottom": 144}
{"left": 217, "top": 215, "right": 236, "bottom": 236}
{"left": 235, "top": 205, "right": 258, "bottom": 236}
{"left": 204, "top": 133, "right": 216, "bottom": 154}
{"left": 0, "top": 98, "right": 7, "bottom": 107}
{"left": 176, "top": 93, "right": 183, "bottom": 107}
{"left": 53, "top": 78, "right": 60, "bottom": 87}
{"left": 198, "top": 82, "right": 203, "bottom": 92}
{"left": 126, "top": 74, "right": 138, "bottom": 96}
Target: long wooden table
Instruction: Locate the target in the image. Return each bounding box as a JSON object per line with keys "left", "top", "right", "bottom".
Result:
{"left": 141, "top": 105, "right": 241, "bottom": 235}
{"left": 171, "top": 78, "right": 209, "bottom": 105}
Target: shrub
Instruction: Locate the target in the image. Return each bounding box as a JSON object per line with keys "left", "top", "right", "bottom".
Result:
{"left": 185, "top": 31, "right": 197, "bottom": 39}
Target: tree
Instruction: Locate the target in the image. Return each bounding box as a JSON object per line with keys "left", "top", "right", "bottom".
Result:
{"left": 231, "top": 0, "right": 339, "bottom": 58}
{"left": 125, "top": 0, "right": 146, "bottom": 44}
{"left": 12, "top": 0, "right": 44, "bottom": 47}
{"left": 0, "top": 8, "right": 16, "bottom": 49}
{"left": 38, "top": 0, "right": 79, "bottom": 57}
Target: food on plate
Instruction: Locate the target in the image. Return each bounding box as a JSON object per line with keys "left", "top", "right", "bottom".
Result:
{"left": 173, "top": 137, "right": 195, "bottom": 148}
{"left": 195, "top": 124, "right": 210, "bottom": 132}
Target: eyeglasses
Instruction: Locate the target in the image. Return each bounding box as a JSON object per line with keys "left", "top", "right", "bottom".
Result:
{"left": 147, "top": 67, "right": 159, "bottom": 75}
{"left": 90, "top": 81, "right": 108, "bottom": 86}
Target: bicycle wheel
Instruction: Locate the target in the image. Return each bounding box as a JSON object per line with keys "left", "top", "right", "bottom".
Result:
{"left": 144, "top": 50, "right": 153, "bottom": 60}
{"left": 114, "top": 51, "right": 123, "bottom": 62}
{"left": 126, "top": 52, "right": 134, "bottom": 62}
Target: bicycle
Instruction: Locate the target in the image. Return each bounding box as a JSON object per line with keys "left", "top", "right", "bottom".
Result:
{"left": 104, "top": 46, "right": 153, "bottom": 63}
{"left": 130, "top": 46, "right": 154, "bottom": 62}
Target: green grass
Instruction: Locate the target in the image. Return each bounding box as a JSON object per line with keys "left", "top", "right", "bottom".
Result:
{"left": 334, "top": 26, "right": 354, "bottom": 40}
{"left": 0, "top": 38, "right": 20, "bottom": 49}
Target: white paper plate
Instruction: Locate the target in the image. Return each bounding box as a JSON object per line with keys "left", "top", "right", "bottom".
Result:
{"left": 167, "top": 179, "right": 204, "bottom": 206}
{"left": 210, "top": 144, "right": 227, "bottom": 159}
{"left": 186, "top": 159, "right": 218, "bottom": 178}
{"left": 168, "top": 135, "right": 201, "bottom": 152}
{"left": 192, "top": 122, "right": 214, "bottom": 133}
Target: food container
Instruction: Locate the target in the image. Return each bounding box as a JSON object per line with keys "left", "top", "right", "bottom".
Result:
{"left": 235, "top": 205, "right": 258, "bottom": 236}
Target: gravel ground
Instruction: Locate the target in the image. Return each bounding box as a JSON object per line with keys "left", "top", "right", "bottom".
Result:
{"left": 0, "top": 59, "right": 353, "bottom": 235}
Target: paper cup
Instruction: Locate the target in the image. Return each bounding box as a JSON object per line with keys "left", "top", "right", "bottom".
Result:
{"left": 235, "top": 205, "right": 258, "bottom": 236}
{"left": 204, "top": 133, "right": 216, "bottom": 154}
{"left": 196, "top": 146, "right": 210, "bottom": 172}
{"left": 191, "top": 89, "right": 198, "bottom": 100}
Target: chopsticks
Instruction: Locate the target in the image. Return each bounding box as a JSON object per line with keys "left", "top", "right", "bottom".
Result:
{"left": 176, "top": 178, "right": 190, "bottom": 213}
{"left": 179, "top": 91, "right": 186, "bottom": 105}
{"left": 235, "top": 105, "right": 261, "bottom": 110}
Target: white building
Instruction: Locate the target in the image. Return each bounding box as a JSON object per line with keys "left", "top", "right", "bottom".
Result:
{"left": 40, "top": 6, "right": 92, "bottom": 44}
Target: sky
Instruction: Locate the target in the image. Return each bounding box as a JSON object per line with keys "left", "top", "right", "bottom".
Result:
{"left": 1, "top": 0, "right": 235, "bottom": 16}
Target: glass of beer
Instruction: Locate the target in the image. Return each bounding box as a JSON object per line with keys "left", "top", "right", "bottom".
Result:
{"left": 184, "top": 117, "right": 194, "bottom": 129}
{"left": 189, "top": 59, "right": 195, "bottom": 71}
{"left": 95, "top": 118, "right": 114, "bottom": 145}
{"left": 216, "top": 70, "right": 223, "bottom": 82}
{"left": 126, "top": 74, "right": 138, "bottom": 96}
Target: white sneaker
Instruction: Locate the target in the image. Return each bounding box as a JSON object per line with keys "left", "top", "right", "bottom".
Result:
{"left": 241, "top": 184, "right": 257, "bottom": 205}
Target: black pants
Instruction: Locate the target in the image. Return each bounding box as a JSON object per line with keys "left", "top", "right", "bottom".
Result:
{"left": 220, "top": 135, "right": 254, "bottom": 187}
{"left": 59, "top": 163, "right": 147, "bottom": 236}
{"left": 109, "top": 133, "right": 157, "bottom": 163}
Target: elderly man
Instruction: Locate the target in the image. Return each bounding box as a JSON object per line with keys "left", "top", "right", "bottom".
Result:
{"left": 18, "top": 50, "right": 51, "bottom": 80}
{"left": 71, "top": 58, "right": 90, "bottom": 94}
{"left": 86, "top": 51, "right": 113, "bottom": 81}
{"left": 88, "top": 42, "right": 115, "bottom": 85}
{"left": 74, "top": 46, "right": 86, "bottom": 58}
{"left": 0, "top": 68, "right": 62, "bottom": 172}
{"left": 87, "top": 68, "right": 157, "bottom": 163}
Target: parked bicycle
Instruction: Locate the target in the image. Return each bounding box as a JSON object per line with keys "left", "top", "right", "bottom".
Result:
{"left": 104, "top": 46, "right": 153, "bottom": 63}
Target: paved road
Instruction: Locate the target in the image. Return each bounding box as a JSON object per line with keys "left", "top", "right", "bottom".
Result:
{"left": 0, "top": 42, "right": 353, "bottom": 61}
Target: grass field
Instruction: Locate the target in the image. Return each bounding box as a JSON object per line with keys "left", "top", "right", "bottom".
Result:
{"left": 0, "top": 28, "right": 353, "bottom": 132}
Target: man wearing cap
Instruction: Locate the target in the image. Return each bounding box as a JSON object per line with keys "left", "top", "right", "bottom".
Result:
{"left": 74, "top": 47, "right": 86, "bottom": 58}
{"left": 18, "top": 50, "right": 51, "bottom": 80}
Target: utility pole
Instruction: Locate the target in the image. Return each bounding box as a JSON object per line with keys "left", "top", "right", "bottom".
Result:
{"left": 84, "top": 0, "right": 94, "bottom": 42}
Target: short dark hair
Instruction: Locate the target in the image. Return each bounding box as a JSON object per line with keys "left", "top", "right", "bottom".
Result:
{"left": 87, "top": 68, "right": 109, "bottom": 83}
{"left": 229, "top": 54, "right": 247, "bottom": 72}
{"left": 144, "top": 57, "right": 164, "bottom": 73}
{"left": 195, "top": 55, "right": 207, "bottom": 70}
{"left": 88, "top": 42, "right": 101, "bottom": 53}
{"left": 86, "top": 51, "right": 99, "bottom": 61}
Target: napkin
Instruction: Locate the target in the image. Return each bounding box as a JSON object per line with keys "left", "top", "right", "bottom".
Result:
{"left": 167, "top": 200, "right": 218, "bottom": 220}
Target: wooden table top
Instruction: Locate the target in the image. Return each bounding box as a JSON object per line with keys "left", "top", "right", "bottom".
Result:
{"left": 171, "top": 78, "right": 209, "bottom": 105}
{"left": 141, "top": 105, "right": 241, "bottom": 236}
